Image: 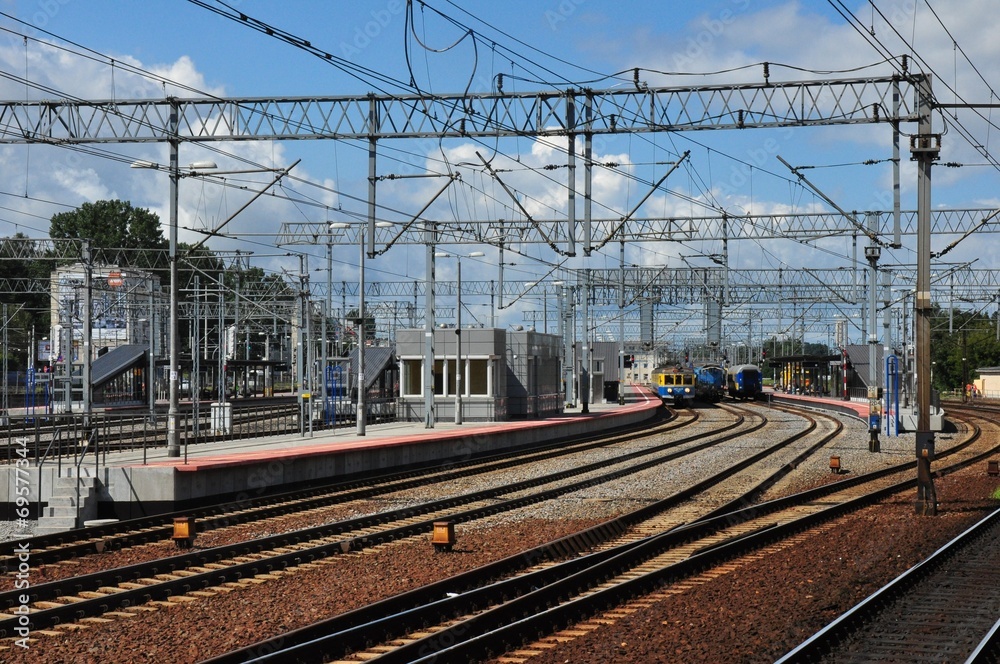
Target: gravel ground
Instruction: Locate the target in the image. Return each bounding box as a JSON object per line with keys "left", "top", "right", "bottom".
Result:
{"left": 0, "top": 520, "right": 34, "bottom": 544}
{"left": 0, "top": 518, "right": 608, "bottom": 663}
{"left": 1, "top": 405, "right": 994, "bottom": 663}
{"left": 518, "top": 468, "right": 1000, "bottom": 664}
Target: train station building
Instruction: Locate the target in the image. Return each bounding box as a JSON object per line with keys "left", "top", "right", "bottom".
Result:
{"left": 395, "top": 327, "right": 563, "bottom": 422}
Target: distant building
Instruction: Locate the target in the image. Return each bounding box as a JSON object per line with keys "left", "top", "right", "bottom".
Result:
{"left": 582, "top": 340, "right": 625, "bottom": 404}
{"left": 975, "top": 366, "right": 1000, "bottom": 397}
{"left": 48, "top": 264, "right": 162, "bottom": 408}
{"left": 50, "top": 264, "right": 162, "bottom": 361}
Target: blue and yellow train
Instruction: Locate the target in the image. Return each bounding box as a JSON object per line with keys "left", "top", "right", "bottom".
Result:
{"left": 653, "top": 366, "right": 697, "bottom": 407}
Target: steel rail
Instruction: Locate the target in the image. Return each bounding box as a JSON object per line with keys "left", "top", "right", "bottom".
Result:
{"left": 395, "top": 417, "right": 989, "bottom": 664}
{"left": 1, "top": 410, "right": 674, "bottom": 570}
{"left": 212, "top": 410, "right": 986, "bottom": 663}
{"left": 206, "top": 407, "right": 846, "bottom": 662}
{"left": 777, "top": 506, "right": 1000, "bottom": 663}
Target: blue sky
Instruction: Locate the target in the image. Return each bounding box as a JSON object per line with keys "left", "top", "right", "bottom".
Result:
{"left": 0, "top": 1, "right": 998, "bottom": 344}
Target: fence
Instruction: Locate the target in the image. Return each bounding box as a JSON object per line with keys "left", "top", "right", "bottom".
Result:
{"left": 2, "top": 398, "right": 399, "bottom": 467}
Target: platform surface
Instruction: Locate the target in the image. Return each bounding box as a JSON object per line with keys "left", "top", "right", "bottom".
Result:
{"left": 765, "top": 390, "right": 871, "bottom": 419}
{"left": 118, "top": 386, "right": 662, "bottom": 471}
{"left": 77, "top": 385, "right": 662, "bottom": 513}
{"left": 767, "top": 388, "right": 944, "bottom": 432}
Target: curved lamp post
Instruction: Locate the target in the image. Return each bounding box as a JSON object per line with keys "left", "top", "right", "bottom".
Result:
{"left": 331, "top": 220, "right": 393, "bottom": 435}
{"left": 131, "top": 158, "right": 217, "bottom": 457}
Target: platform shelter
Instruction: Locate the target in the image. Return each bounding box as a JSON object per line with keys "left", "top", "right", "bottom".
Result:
{"left": 395, "top": 327, "right": 563, "bottom": 422}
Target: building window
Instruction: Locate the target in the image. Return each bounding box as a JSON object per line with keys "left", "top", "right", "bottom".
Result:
{"left": 403, "top": 359, "right": 422, "bottom": 396}
{"left": 469, "top": 359, "right": 488, "bottom": 395}
{"left": 434, "top": 359, "right": 445, "bottom": 395}
{"left": 446, "top": 358, "right": 458, "bottom": 396}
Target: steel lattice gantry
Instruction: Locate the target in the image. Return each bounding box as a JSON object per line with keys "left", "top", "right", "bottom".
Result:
{"left": 278, "top": 208, "right": 1000, "bottom": 248}
{"left": 0, "top": 74, "right": 928, "bottom": 258}
{"left": 0, "top": 76, "right": 920, "bottom": 143}
{"left": 7, "top": 242, "right": 1000, "bottom": 312}
{"left": 0, "top": 74, "right": 941, "bottom": 280}
{"left": 302, "top": 266, "right": 1000, "bottom": 306}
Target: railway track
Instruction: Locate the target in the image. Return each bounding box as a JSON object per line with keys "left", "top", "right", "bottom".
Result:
{"left": 0, "top": 403, "right": 776, "bottom": 640}
{"left": 773, "top": 404, "right": 1000, "bottom": 664}
{"left": 777, "top": 505, "right": 1000, "bottom": 663}
{"left": 193, "top": 404, "right": 850, "bottom": 662}
{"left": 1, "top": 408, "right": 691, "bottom": 571}
{"left": 201, "top": 406, "right": 993, "bottom": 663}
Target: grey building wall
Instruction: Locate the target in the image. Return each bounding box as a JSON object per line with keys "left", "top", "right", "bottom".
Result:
{"left": 396, "top": 327, "right": 563, "bottom": 422}
{"left": 507, "top": 329, "right": 562, "bottom": 417}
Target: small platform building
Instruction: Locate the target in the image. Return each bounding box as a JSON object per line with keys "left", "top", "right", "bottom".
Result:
{"left": 395, "top": 327, "right": 563, "bottom": 422}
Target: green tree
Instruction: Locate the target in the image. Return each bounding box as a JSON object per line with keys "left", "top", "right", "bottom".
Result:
{"left": 50, "top": 199, "right": 167, "bottom": 271}
{"left": 0, "top": 234, "right": 54, "bottom": 352}
{"left": 929, "top": 305, "right": 1000, "bottom": 391}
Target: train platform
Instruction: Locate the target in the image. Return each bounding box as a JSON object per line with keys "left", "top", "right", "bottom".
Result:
{"left": 766, "top": 388, "right": 945, "bottom": 431}
{"left": 765, "top": 389, "right": 872, "bottom": 421}
{"left": 18, "top": 386, "right": 662, "bottom": 523}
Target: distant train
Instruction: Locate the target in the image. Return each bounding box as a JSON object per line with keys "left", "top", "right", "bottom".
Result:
{"left": 694, "top": 364, "right": 727, "bottom": 403}
{"left": 727, "top": 363, "right": 763, "bottom": 400}
{"left": 653, "top": 366, "right": 697, "bottom": 407}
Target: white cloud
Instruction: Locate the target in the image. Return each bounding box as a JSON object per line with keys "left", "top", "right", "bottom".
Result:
{"left": 51, "top": 165, "right": 114, "bottom": 203}
{"left": 148, "top": 55, "right": 226, "bottom": 98}
{"left": 0, "top": 37, "right": 334, "bottom": 286}
{"left": 3, "top": 1, "right": 1000, "bottom": 342}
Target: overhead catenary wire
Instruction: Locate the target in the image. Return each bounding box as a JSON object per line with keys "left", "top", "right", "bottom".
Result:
{"left": 180, "top": 0, "right": 854, "bottom": 248}
{"left": 0, "top": 1, "right": 964, "bottom": 320}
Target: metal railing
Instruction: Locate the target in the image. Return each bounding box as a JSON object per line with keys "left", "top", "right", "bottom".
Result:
{"left": 35, "top": 426, "right": 68, "bottom": 520}
{"left": 1, "top": 398, "right": 408, "bottom": 470}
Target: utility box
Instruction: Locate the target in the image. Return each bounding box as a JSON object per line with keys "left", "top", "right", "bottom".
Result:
{"left": 432, "top": 521, "right": 456, "bottom": 552}
{"left": 172, "top": 516, "right": 196, "bottom": 548}
{"left": 211, "top": 402, "right": 232, "bottom": 434}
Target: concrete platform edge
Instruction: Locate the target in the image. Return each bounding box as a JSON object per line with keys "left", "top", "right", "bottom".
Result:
{"left": 3, "top": 394, "right": 661, "bottom": 521}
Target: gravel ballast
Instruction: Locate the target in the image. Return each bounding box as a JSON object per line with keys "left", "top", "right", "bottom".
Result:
{"left": 1, "top": 404, "right": 995, "bottom": 662}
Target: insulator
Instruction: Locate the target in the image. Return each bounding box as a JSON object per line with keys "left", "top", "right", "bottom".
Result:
{"left": 763, "top": 62, "right": 770, "bottom": 84}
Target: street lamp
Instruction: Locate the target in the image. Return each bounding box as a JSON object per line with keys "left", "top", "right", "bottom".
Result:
{"left": 865, "top": 243, "right": 881, "bottom": 452}
{"left": 132, "top": 157, "right": 217, "bottom": 457}
{"left": 435, "top": 251, "right": 485, "bottom": 424}
{"left": 331, "top": 220, "right": 393, "bottom": 435}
